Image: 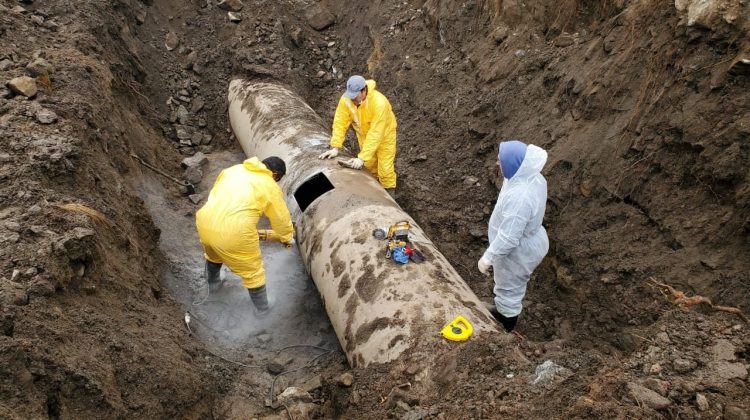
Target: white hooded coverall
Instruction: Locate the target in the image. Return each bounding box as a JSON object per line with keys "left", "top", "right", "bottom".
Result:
{"left": 482, "top": 144, "right": 549, "bottom": 317}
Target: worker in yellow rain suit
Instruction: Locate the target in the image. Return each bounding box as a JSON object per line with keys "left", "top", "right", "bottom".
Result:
{"left": 318, "top": 75, "right": 398, "bottom": 196}
{"left": 195, "top": 156, "right": 294, "bottom": 315}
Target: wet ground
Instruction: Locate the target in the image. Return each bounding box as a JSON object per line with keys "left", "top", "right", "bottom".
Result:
{"left": 133, "top": 148, "right": 341, "bottom": 402}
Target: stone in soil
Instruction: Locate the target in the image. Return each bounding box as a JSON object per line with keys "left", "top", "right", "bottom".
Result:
{"left": 216, "top": 0, "right": 243, "bottom": 12}
{"left": 7, "top": 76, "right": 37, "bottom": 97}
{"left": 181, "top": 152, "right": 208, "bottom": 169}
{"left": 165, "top": 32, "right": 179, "bottom": 51}
{"left": 26, "top": 58, "right": 53, "bottom": 77}
{"left": 35, "top": 108, "right": 58, "bottom": 124}
{"left": 305, "top": 3, "right": 335, "bottom": 31}
{"left": 627, "top": 382, "right": 671, "bottom": 410}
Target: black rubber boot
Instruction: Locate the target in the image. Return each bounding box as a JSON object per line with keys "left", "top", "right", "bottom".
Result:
{"left": 484, "top": 301, "right": 519, "bottom": 332}
{"left": 248, "top": 285, "right": 270, "bottom": 316}
{"left": 205, "top": 260, "right": 222, "bottom": 292}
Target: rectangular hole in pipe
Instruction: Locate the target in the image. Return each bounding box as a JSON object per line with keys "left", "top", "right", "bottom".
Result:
{"left": 294, "top": 172, "right": 334, "bottom": 212}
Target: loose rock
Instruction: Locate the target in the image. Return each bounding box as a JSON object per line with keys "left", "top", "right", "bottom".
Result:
{"left": 695, "top": 393, "right": 708, "bottom": 411}
{"left": 338, "top": 372, "right": 354, "bottom": 387}
{"left": 290, "top": 27, "right": 304, "bottom": 47}
{"left": 7, "top": 76, "right": 38, "bottom": 98}
{"left": 165, "top": 32, "right": 179, "bottom": 51}
{"left": 0, "top": 59, "right": 13, "bottom": 71}
{"left": 26, "top": 58, "right": 53, "bottom": 77}
{"left": 278, "top": 387, "right": 313, "bottom": 405}
{"left": 305, "top": 3, "right": 335, "bottom": 31}
{"left": 627, "top": 382, "right": 671, "bottom": 410}
{"left": 492, "top": 27, "right": 509, "bottom": 44}
{"left": 4, "top": 221, "right": 21, "bottom": 232}
{"left": 0, "top": 281, "right": 29, "bottom": 306}
{"left": 190, "top": 98, "right": 204, "bottom": 113}
{"left": 462, "top": 175, "right": 479, "bottom": 185}
{"left": 672, "top": 358, "right": 697, "bottom": 373}
{"left": 176, "top": 105, "right": 189, "bottom": 124}
{"left": 712, "top": 339, "right": 736, "bottom": 361}
{"left": 176, "top": 127, "right": 191, "bottom": 140}
{"left": 27, "top": 277, "right": 55, "bottom": 297}
{"left": 266, "top": 362, "right": 285, "bottom": 375}
{"left": 554, "top": 34, "right": 575, "bottom": 47}
{"left": 190, "top": 132, "right": 203, "bottom": 146}
{"left": 643, "top": 378, "right": 670, "bottom": 396}
{"left": 184, "top": 166, "right": 203, "bottom": 184}
{"left": 181, "top": 152, "right": 208, "bottom": 169}
{"left": 35, "top": 108, "right": 58, "bottom": 124}
{"left": 43, "top": 20, "right": 59, "bottom": 31}
{"left": 713, "top": 361, "right": 748, "bottom": 380}
{"left": 216, "top": 0, "right": 243, "bottom": 12}
{"left": 301, "top": 375, "right": 323, "bottom": 392}
{"left": 228, "top": 12, "right": 242, "bottom": 23}
{"left": 724, "top": 405, "right": 749, "bottom": 420}
{"left": 188, "top": 193, "right": 203, "bottom": 204}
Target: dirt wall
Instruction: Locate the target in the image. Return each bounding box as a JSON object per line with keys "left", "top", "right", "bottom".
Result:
{"left": 0, "top": 0, "right": 220, "bottom": 417}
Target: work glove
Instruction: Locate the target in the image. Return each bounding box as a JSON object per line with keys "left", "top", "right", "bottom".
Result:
{"left": 343, "top": 157, "right": 364, "bottom": 170}
{"left": 318, "top": 148, "right": 339, "bottom": 159}
{"left": 282, "top": 238, "right": 296, "bottom": 249}
{"left": 477, "top": 256, "right": 492, "bottom": 276}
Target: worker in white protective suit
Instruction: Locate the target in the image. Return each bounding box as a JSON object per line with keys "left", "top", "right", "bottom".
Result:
{"left": 478, "top": 140, "right": 549, "bottom": 332}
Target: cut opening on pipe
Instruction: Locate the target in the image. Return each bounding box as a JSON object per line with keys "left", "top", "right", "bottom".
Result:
{"left": 294, "top": 172, "right": 334, "bottom": 212}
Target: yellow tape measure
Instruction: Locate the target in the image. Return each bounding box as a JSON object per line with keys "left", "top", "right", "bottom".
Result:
{"left": 441, "top": 315, "right": 473, "bottom": 342}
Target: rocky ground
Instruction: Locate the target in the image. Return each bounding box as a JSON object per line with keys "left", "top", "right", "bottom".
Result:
{"left": 0, "top": 0, "right": 748, "bottom": 418}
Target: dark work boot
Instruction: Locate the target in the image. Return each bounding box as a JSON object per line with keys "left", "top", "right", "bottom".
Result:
{"left": 248, "top": 285, "right": 270, "bottom": 317}
{"left": 205, "top": 261, "right": 223, "bottom": 292}
{"left": 483, "top": 301, "right": 519, "bottom": 332}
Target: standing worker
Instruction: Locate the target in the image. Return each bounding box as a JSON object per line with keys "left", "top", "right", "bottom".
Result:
{"left": 478, "top": 140, "right": 549, "bottom": 332}
{"left": 318, "top": 75, "right": 398, "bottom": 196}
{"left": 195, "top": 156, "right": 294, "bottom": 316}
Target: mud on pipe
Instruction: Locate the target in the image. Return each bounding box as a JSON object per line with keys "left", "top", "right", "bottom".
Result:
{"left": 228, "top": 80, "right": 500, "bottom": 368}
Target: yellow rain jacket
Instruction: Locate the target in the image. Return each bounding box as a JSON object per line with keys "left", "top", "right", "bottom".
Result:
{"left": 195, "top": 157, "right": 294, "bottom": 289}
{"left": 331, "top": 79, "right": 398, "bottom": 188}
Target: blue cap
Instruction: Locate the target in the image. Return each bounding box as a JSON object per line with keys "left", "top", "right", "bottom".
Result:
{"left": 498, "top": 140, "right": 527, "bottom": 179}
{"left": 344, "top": 75, "right": 367, "bottom": 99}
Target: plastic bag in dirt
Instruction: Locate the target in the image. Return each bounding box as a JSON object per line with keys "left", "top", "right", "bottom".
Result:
{"left": 391, "top": 246, "right": 409, "bottom": 264}
{"left": 532, "top": 360, "right": 572, "bottom": 385}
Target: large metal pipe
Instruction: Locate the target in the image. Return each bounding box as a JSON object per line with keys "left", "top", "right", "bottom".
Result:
{"left": 228, "top": 80, "right": 499, "bottom": 368}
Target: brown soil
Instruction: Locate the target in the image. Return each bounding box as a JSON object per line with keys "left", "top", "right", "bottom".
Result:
{"left": 1, "top": 0, "right": 748, "bottom": 419}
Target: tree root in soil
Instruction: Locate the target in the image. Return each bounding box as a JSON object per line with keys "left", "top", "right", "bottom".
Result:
{"left": 648, "top": 277, "right": 748, "bottom": 323}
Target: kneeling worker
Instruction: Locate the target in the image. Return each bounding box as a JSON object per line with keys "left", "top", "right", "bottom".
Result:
{"left": 195, "top": 156, "right": 294, "bottom": 315}
{"left": 319, "top": 75, "right": 398, "bottom": 196}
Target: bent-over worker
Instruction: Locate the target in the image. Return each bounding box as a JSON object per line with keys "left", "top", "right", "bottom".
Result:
{"left": 319, "top": 75, "right": 398, "bottom": 196}
{"left": 195, "top": 156, "right": 294, "bottom": 315}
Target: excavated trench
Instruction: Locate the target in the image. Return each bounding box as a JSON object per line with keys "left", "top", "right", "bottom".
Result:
{"left": 1, "top": 0, "right": 749, "bottom": 418}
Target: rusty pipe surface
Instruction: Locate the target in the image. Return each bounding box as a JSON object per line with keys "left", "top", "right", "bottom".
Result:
{"left": 228, "top": 80, "right": 499, "bottom": 368}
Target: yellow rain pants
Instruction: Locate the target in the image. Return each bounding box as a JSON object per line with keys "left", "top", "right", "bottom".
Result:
{"left": 195, "top": 157, "right": 294, "bottom": 289}
{"left": 330, "top": 79, "right": 398, "bottom": 188}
